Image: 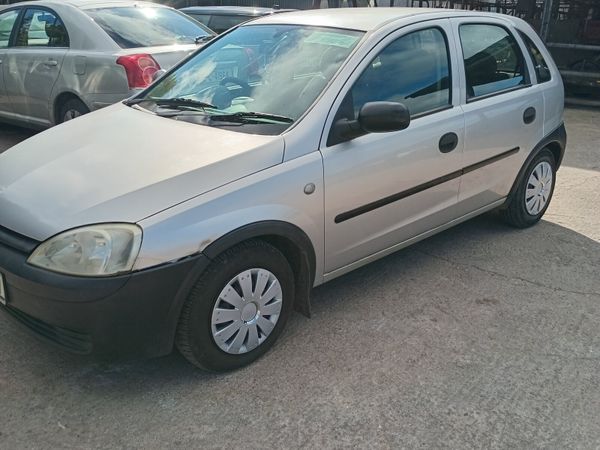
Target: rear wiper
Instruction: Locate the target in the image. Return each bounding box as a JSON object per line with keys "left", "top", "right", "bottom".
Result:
{"left": 210, "top": 111, "right": 294, "bottom": 124}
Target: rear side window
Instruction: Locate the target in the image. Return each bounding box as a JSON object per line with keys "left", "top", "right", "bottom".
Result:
{"left": 344, "top": 27, "right": 451, "bottom": 118}
{"left": 209, "top": 15, "right": 254, "bottom": 34}
{"left": 16, "top": 9, "right": 69, "bottom": 47}
{"left": 518, "top": 31, "right": 551, "bottom": 83}
{"left": 459, "top": 24, "right": 527, "bottom": 99}
{"left": 0, "top": 10, "right": 19, "bottom": 48}
{"left": 86, "top": 6, "right": 211, "bottom": 49}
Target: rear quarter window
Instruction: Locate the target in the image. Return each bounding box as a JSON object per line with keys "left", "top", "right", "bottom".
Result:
{"left": 86, "top": 6, "right": 211, "bottom": 49}
{"left": 518, "top": 31, "right": 552, "bottom": 83}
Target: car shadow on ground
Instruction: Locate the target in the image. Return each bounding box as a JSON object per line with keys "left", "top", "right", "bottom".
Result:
{"left": 2, "top": 212, "right": 598, "bottom": 394}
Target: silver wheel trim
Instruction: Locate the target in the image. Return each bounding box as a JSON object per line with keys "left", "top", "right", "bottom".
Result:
{"left": 211, "top": 268, "right": 283, "bottom": 355}
{"left": 525, "top": 161, "right": 553, "bottom": 216}
{"left": 63, "top": 109, "right": 82, "bottom": 122}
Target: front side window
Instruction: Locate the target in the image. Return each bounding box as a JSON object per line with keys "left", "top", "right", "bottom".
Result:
{"left": 518, "top": 31, "right": 551, "bottom": 83}
{"left": 137, "top": 25, "right": 364, "bottom": 135}
{"left": 15, "top": 9, "right": 69, "bottom": 48}
{"left": 0, "top": 10, "right": 19, "bottom": 48}
{"left": 85, "top": 7, "right": 211, "bottom": 49}
{"left": 459, "top": 24, "right": 527, "bottom": 99}
{"left": 339, "top": 27, "right": 451, "bottom": 122}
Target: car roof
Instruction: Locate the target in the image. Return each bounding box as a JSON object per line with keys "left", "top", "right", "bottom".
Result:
{"left": 180, "top": 6, "right": 291, "bottom": 16}
{"left": 11, "top": 0, "right": 172, "bottom": 10}
{"left": 251, "top": 7, "right": 502, "bottom": 32}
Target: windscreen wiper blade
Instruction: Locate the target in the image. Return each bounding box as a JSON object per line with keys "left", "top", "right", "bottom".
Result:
{"left": 210, "top": 111, "right": 294, "bottom": 124}
{"left": 154, "top": 98, "right": 218, "bottom": 110}
{"left": 195, "top": 35, "right": 214, "bottom": 44}
{"left": 124, "top": 97, "right": 217, "bottom": 110}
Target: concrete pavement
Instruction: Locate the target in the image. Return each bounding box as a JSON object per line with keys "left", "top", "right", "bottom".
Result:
{"left": 0, "top": 108, "right": 599, "bottom": 449}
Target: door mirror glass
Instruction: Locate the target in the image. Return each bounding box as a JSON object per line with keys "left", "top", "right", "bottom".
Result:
{"left": 334, "top": 101, "right": 410, "bottom": 142}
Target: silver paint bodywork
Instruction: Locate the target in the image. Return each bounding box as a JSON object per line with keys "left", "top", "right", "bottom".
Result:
{"left": 0, "top": 0, "right": 205, "bottom": 128}
{"left": 0, "top": 9, "right": 564, "bottom": 287}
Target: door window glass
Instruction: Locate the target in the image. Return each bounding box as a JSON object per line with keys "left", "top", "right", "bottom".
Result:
{"left": 0, "top": 10, "right": 19, "bottom": 48}
{"left": 341, "top": 27, "right": 451, "bottom": 121}
{"left": 518, "top": 31, "right": 551, "bottom": 83}
{"left": 16, "top": 9, "right": 69, "bottom": 47}
{"left": 459, "top": 24, "right": 527, "bottom": 99}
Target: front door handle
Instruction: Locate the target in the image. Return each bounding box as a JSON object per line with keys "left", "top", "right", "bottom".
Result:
{"left": 523, "top": 107, "right": 536, "bottom": 124}
{"left": 439, "top": 132, "right": 459, "bottom": 153}
{"left": 44, "top": 60, "right": 58, "bottom": 67}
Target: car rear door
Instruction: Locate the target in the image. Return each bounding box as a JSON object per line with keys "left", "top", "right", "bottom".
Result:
{"left": 0, "top": 8, "right": 20, "bottom": 117}
{"left": 321, "top": 20, "right": 465, "bottom": 276}
{"left": 450, "top": 17, "right": 544, "bottom": 215}
{"left": 4, "top": 7, "right": 68, "bottom": 126}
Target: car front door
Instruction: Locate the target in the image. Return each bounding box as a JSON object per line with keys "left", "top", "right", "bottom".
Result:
{"left": 321, "top": 21, "right": 465, "bottom": 276}
{"left": 4, "top": 7, "right": 69, "bottom": 126}
{"left": 451, "top": 18, "right": 544, "bottom": 215}
{"left": 0, "top": 8, "right": 20, "bottom": 117}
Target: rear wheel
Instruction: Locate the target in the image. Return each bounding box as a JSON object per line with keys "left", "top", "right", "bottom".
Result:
{"left": 58, "top": 98, "right": 90, "bottom": 124}
{"left": 176, "top": 240, "right": 294, "bottom": 372}
{"left": 501, "top": 149, "right": 556, "bottom": 228}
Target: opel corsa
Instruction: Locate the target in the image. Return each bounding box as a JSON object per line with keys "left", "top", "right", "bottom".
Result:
{"left": 0, "top": 9, "right": 566, "bottom": 371}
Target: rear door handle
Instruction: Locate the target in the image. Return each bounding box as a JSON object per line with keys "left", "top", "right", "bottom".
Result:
{"left": 44, "top": 60, "right": 58, "bottom": 67}
{"left": 523, "top": 107, "right": 536, "bottom": 124}
{"left": 439, "top": 132, "right": 459, "bottom": 153}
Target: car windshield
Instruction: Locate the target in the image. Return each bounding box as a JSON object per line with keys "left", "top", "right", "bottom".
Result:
{"left": 85, "top": 6, "right": 211, "bottom": 49}
{"left": 138, "top": 24, "right": 364, "bottom": 134}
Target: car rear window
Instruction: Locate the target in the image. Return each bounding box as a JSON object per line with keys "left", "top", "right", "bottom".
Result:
{"left": 208, "top": 14, "right": 254, "bottom": 34}
{"left": 86, "top": 6, "right": 211, "bottom": 49}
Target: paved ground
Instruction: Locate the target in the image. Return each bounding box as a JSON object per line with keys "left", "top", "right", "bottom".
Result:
{"left": 0, "top": 108, "right": 599, "bottom": 449}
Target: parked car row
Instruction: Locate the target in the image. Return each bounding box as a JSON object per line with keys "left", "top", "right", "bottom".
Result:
{"left": 0, "top": 0, "right": 214, "bottom": 129}
{"left": 0, "top": 9, "right": 565, "bottom": 371}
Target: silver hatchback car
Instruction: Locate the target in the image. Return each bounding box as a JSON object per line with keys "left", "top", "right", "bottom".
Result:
{"left": 0, "top": 8, "right": 565, "bottom": 371}
{"left": 0, "top": 0, "right": 213, "bottom": 128}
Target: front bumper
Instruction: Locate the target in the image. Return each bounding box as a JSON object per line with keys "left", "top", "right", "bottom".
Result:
{"left": 0, "top": 227, "right": 209, "bottom": 359}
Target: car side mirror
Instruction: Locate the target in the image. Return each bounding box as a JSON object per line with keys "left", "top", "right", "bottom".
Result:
{"left": 333, "top": 101, "right": 410, "bottom": 143}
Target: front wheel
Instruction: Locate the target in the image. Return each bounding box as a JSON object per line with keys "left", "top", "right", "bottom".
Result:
{"left": 176, "top": 240, "right": 294, "bottom": 372}
{"left": 501, "top": 149, "right": 556, "bottom": 228}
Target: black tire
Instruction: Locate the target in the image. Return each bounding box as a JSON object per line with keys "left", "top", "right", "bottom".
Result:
{"left": 501, "top": 149, "right": 556, "bottom": 228}
{"left": 58, "top": 97, "right": 90, "bottom": 124}
{"left": 176, "top": 240, "right": 295, "bottom": 372}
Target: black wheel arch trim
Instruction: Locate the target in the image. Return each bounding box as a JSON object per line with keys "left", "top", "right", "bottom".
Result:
{"left": 505, "top": 122, "right": 566, "bottom": 205}
{"left": 202, "top": 220, "right": 316, "bottom": 318}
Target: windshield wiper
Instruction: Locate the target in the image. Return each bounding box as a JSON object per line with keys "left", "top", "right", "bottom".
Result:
{"left": 124, "top": 97, "right": 217, "bottom": 111}
{"left": 195, "top": 35, "right": 214, "bottom": 44}
{"left": 210, "top": 111, "right": 294, "bottom": 124}
{"left": 154, "top": 98, "right": 217, "bottom": 110}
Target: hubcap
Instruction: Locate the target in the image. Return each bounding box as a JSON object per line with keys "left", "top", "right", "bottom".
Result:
{"left": 64, "top": 109, "right": 81, "bottom": 122}
{"left": 525, "top": 161, "right": 553, "bottom": 216}
{"left": 211, "top": 268, "right": 283, "bottom": 355}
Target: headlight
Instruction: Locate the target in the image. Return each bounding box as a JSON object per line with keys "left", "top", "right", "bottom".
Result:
{"left": 28, "top": 224, "right": 142, "bottom": 276}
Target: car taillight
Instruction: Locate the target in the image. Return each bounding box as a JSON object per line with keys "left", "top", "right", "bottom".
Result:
{"left": 116, "top": 54, "right": 161, "bottom": 89}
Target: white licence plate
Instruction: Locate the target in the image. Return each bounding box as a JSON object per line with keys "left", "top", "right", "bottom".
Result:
{"left": 0, "top": 273, "right": 6, "bottom": 306}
